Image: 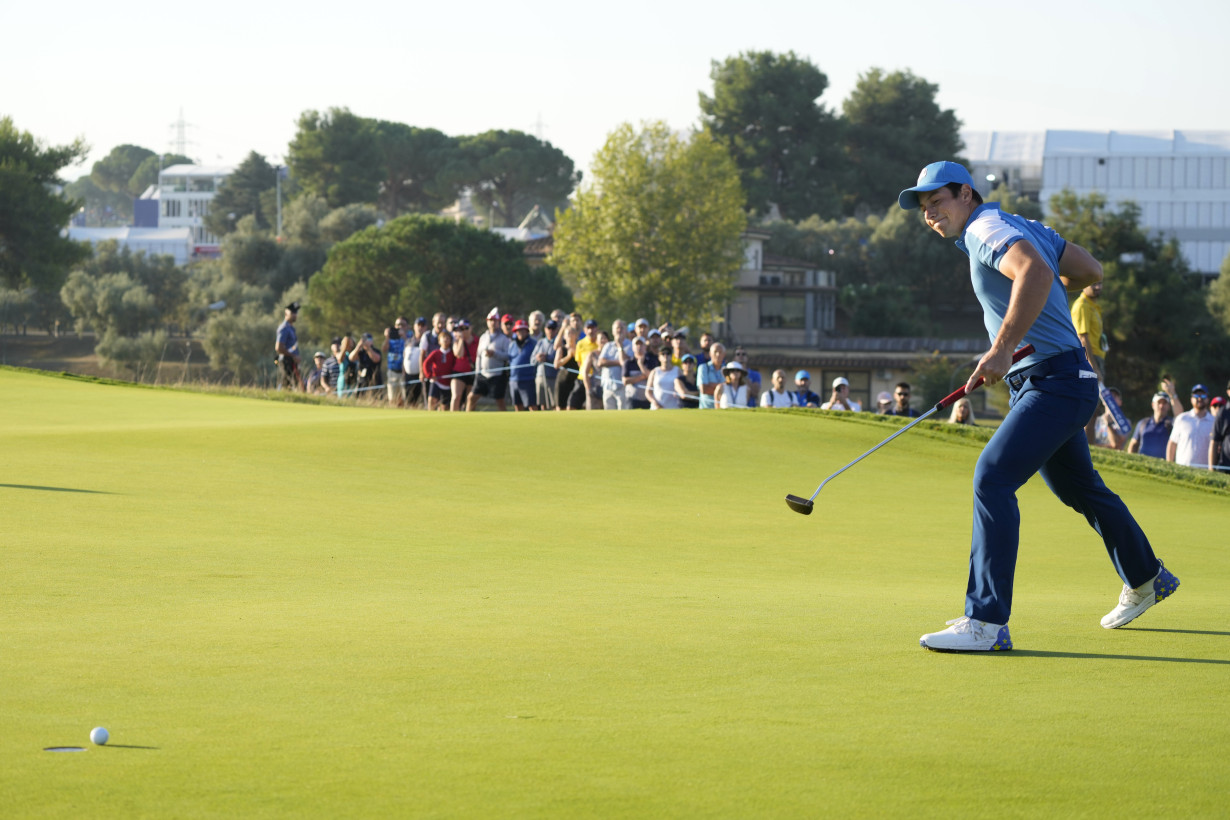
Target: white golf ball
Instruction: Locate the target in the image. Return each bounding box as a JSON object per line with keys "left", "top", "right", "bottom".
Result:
{"left": 90, "top": 727, "right": 109, "bottom": 745}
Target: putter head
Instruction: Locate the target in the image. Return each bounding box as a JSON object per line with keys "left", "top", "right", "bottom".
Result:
{"left": 784, "top": 494, "right": 814, "bottom": 515}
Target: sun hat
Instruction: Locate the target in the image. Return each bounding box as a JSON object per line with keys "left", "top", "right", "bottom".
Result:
{"left": 898, "top": 161, "right": 976, "bottom": 210}
{"left": 722, "top": 361, "right": 747, "bottom": 375}
{"left": 795, "top": 370, "right": 811, "bottom": 381}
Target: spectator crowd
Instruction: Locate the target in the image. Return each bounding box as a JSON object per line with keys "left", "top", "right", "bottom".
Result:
{"left": 274, "top": 302, "right": 1229, "bottom": 472}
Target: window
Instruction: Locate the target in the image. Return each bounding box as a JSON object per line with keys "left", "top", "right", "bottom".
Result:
{"left": 163, "top": 199, "right": 182, "bottom": 218}
{"left": 760, "top": 293, "right": 805, "bottom": 329}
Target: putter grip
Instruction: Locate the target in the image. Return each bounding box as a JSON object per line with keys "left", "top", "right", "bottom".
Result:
{"left": 934, "top": 345, "right": 1035, "bottom": 410}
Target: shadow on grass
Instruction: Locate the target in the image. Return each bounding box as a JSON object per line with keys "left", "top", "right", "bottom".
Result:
{"left": 0, "top": 484, "right": 113, "bottom": 494}
{"left": 1007, "top": 650, "right": 1230, "bottom": 665}
{"left": 104, "top": 744, "right": 160, "bottom": 750}
{"left": 1119, "top": 627, "right": 1230, "bottom": 637}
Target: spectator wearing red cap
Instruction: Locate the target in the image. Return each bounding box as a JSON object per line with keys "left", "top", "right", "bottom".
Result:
{"left": 1210, "top": 380, "right": 1230, "bottom": 472}
{"left": 468, "top": 308, "right": 518, "bottom": 411}
{"left": 509, "top": 320, "right": 538, "bottom": 410}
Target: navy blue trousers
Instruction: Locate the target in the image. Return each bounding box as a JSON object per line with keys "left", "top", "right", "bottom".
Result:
{"left": 966, "top": 349, "right": 1159, "bottom": 624}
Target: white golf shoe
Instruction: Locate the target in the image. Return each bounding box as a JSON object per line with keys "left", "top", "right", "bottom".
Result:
{"left": 1101, "top": 562, "right": 1180, "bottom": 629}
{"left": 920, "top": 616, "right": 1013, "bottom": 652}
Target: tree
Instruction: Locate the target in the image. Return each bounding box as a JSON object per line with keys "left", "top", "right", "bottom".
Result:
{"left": 551, "top": 122, "right": 746, "bottom": 331}
{"left": 985, "top": 185, "right": 1044, "bottom": 222}
{"left": 1204, "top": 250, "right": 1230, "bottom": 337}
{"left": 840, "top": 68, "right": 963, "bottom": 216}
{"left": 699, "top": 50, "right": 843, "bottom": 220}
{"left": 307, "top": 214, "right": 572, "bottom": 334}
{"left": 90, "top": 144, "right": 154, "bottom": 197}
{"left": 63, "top": 173, "right": 132, "bottom": 227}
{"left": 0, "top": 117, "right": 90, "bottom": 291}
{"left": 451, "top": 130, "right": 580, "bottom": 227}
{"left": 204, "top": 151, "right": 277, "bottom": 237}
{"left": 287, "top": 108, "right": 383, "bottom": 208}
{"left": 371, "top": 121, "right": 458, "bottom": 217}
{"left": 1047, "top": 190, "right": 1228, "bottom": 418}
{"left": 63, "top": 240, "right": 188, "bottom": 329}
{"left": 129, "top": 152, "right": 193, "bottom": 196}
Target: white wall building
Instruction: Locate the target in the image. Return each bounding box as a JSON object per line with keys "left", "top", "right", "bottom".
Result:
{"left": 961, "top": 129, "right": 1230, "bottom": 275}
{"left": 1040, "top": 130, "right": 1230, "bottom": 275}
{"left": 68, "top": 227, "right": 194, "bottom": 266}
{"left": 157, "top": 164, "right": 233, "bottom": 252}
{"left": 725, "top": 230, "right": 837, "bottom": 348}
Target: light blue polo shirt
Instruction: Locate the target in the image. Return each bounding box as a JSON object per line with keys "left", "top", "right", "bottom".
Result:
{"left": 954, "top": 203, "right": 1082, "bottom": 370}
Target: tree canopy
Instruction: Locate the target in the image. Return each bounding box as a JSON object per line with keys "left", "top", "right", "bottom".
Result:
{"left": 288, "top": 107, "right": 384, "bottom": 208}
{"left": 307, "top": 214, "right": 572, "bottom": 334}
{"left": 204, "top": 151, "right": 277, "bottom": 237}
{"left": 1047, "top": 190, "right": 1228, "bottom": 418}
{"left": 0, "top": 116, "right": 90, "bottom": 291}
{"left": 700, "top": 51, "right": 843, "bottom": 221}
{"left": 841, "top": 68, "right": 963, "bottom": 216}
{"left": 451, "top": 130, "right": 581, "bottom": 227}
{"left": 552, "top": 121, "right": 746, "bottom": 331}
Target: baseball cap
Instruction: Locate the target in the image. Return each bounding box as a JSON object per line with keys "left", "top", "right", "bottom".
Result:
{"left": 832, "top": 376, "right": 850, "bottom": 388}
{"left": 414, "top": 316, "right": 427, "bottom": 324}
{"left": 898, "top": 161, "right": 976, "bottom": 210}
{"left": 1152, "top": 391, "right": 1170, "bottom": 402}
{"left": 635, "top": 318, "right": 649, "bottom": 327}
{"left": 545, "top": 319, "right": 559, "bottom": 330}
{"left": 1211, "top": 396, "right": 1226, "bottom": 407}
{"left": 681, "top": 354, "right": 697, "bottom": 364}
{"left": 455, "top": 318, "right": 470, "bottom": 329}
{"left": 585, "top": 319, "right": 598, "bottom": 328}
{"left": 877, "top": 391, "right": 892, "bottom": 404}
{"left": 513, "top": 319, "right": 529, "bottom": 332}
{"left": 286, "top": 301, "right": 300, "bottom": 312}
{"left": 648, "top": 329, "right": 661, "bottom": 337}
{"left": 314, "top": 351, "right": 326, "bottom": 359}
{"left": 1191, "top": 384, "right": 1209, "bottom": 395}
{"left": 487, "top": 307, "right": 500, "bottom": 320}
{"left": 795, "top": 370, "right": 811, "bottom": 381}
{"left": 501, "top": 313, "right": 514, "bottom": 323}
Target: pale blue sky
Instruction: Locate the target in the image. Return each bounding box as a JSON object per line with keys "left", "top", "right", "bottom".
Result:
{"left": 7, "top": 0, "right": 1228, "bottom": 181}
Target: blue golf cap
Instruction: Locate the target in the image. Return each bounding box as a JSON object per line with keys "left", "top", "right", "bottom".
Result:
{"left": 898, "top": 161, "right": 976, "bottom": 210}
{"left": 1191, "top": 384, "right": 1209, "bottom": 395}
{"left": 795, "top": 370, "right": 811, "bottom": 381}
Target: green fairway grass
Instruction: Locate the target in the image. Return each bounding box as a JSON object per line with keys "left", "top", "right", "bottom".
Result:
{"left": 3, "top": 368, "right": 1227, "bottom": 818}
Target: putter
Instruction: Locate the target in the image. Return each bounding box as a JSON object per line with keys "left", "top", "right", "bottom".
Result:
{"left": 785, "top": 345, "right": 1035, "bottom": 515}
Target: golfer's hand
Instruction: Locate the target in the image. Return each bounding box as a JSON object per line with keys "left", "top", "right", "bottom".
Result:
{"left": 967, "top": 348, "right": 1013, "bottom": 393}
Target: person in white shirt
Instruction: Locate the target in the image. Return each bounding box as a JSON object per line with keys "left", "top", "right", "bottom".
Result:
{"left": 714, "top": 361, "right": 750, "bottom": 408}
{"left": 597, "top": 319, "right": 633, "bottom": 410}
{"left": 1167, "top": 384, "right": 1215, "bottom": 467}
{"left": 761, "top": 369, "right": 799, "bottom": 408}
{"left": 821, "top": 376, "right": 862, "bottom": 411}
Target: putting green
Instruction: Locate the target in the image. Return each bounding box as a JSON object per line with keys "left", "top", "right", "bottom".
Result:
{"left": 2, "top": 369, "right": 1227, "bottom": 818}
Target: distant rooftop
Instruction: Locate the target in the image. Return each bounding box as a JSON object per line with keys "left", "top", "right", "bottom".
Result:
{"left": 159, "top": 164, "right": 234, "bottom": 177}
{"left": 961, "top": 130, "right": 1230, "bottom": 164}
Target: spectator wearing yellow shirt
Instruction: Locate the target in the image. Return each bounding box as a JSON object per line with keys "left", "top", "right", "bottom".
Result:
{"left": 571, "top": 319, "right": 603, "bottom": 409}
{"left": 1071, "top": 280, "right": 1106, "bottom": 442}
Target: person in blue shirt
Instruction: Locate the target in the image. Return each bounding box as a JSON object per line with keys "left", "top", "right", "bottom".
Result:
{"left": 791, "top": 371, "right": 821, "bottom": 408}
{"left": 897, "top": 161, "right": 1178, "bottom": 652}
{"left": 274, "top": 302, "right": 301, "bottom": 391}
{"left": 1127, "top": 391, "right": 1174, "bottom": 459}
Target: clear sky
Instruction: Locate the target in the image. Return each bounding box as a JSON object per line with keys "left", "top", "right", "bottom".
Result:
{"left": 7, "top": 0, "right": 1229, "bottom": 182}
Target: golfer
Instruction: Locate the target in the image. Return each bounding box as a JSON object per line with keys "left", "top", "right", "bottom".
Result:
{"left": 899, "top": 162, "right": 1179, "bottom": 652}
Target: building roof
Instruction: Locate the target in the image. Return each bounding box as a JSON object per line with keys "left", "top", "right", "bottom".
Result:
{"left": 159, "top": 164, "right": 234, "bottom": 177}
{"left": 69, "top": 227, "right": 192, "bottom": 242}
{"left": 1044, "top": 130, "right": 1230, "bottom": 156}
{"left": 763, "top": 252, "right": 820, "bottom": 271}
{"left": 961, "top": 131, "right": 1048, "bottom": 164}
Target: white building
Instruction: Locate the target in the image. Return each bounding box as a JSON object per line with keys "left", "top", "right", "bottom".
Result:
{"left": 68, "top": 226, "right": 194, "bottom": 266}
{"left": 157, "top": 164, "right": 233, "bottom": 253}
{"left": 960, "top": 129, "right": 1230, "bottom": 275}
